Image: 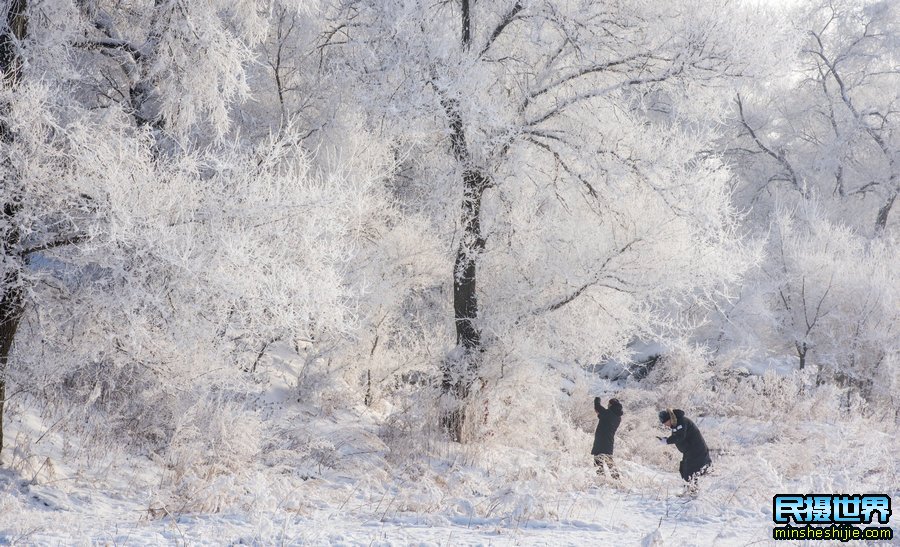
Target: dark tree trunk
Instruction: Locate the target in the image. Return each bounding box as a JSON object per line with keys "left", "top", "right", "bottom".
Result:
{"left": 438, "top": 0, "right": 489, "bottom": 442}
{"left": 0, "top": 1, "right": 26, "bottom": 86}
{"left": 0, "top": 225, "right": 22, "bottom": 461}
{"left": 875, "top": 192, "right": 895, "bottom": 234}
{"left": 442, "top": 167, "right": 487, "bottom": 442}
{"left": 796, "top": 341, "right": 807, "bottom": 370}
{"left": 460, "top": 0, "right": 471, "bottom": 46}
{"left": 0, "top": 0, "right": 28, "bottom": 461}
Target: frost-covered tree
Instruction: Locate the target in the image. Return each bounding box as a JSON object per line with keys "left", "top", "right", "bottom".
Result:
{"left": 8, "top": 117, "right": 392, "bottom": 441}
{"left": 731, "top": 0, "right": 900, "bottom": 235}
{"left": 0, "top": 0, "right": 28, "bottom": 457}
{"left": 722, "top": 0, "right": 899, "bottom": 406}
{"left": 0, "top": 0, "right": 397, "bottom": 457}
{"left": 320, "top": 0, "right": 768, "bottom": 440}
{"left": 0, "top": 0, "right": 270, "bottom": 456}
{"left": 737, "top": 205, "right": 899, "bottom": 402}
{"left": 68, "top": 0, "right": 270, "bottom": 137}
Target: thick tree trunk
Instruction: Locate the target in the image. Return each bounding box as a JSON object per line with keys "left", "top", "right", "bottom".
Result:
{"left": 453, "top": 173, "right": 485, "bottom": 354}
{"left": 0, "top": 1, "right": 26, "bottom": 84}
{"left": 0, "top": 242, "right": 22, "bottom": 461}
{"left": 439, "top": 0, "right": 488, "bottom": 442}
{"left": 0, "top": 0, "right": 28, "bottom": 461}
{"left": 442, "top": 168, "right": 487, "bottom": 442}
{"left": 439, "top": 103, "right": 488, "bottom": 440}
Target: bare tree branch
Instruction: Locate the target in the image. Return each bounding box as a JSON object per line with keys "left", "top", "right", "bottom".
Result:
{"left": 73, "top": 38, "right": 143, "bottom": 61}
{"left": 22, "top": 234, "right": 89, "bottom": 256}
{"left": 478, "top": 1, "right": 523, "bottom": 58}
{"left": 735, "top": 93, "right": 805, "bottom": 198}
{"left": 521, "top": 238, "right": 642, "bottom": 319}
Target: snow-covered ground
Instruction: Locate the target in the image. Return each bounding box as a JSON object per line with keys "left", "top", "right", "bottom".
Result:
{"left": 2, "top": 385, "right": 896, "bottom": 547}
{"left": 0, "top": 459, "right": 770, "bottom": 546}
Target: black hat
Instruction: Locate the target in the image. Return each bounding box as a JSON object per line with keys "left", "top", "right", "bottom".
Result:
{"left": 658, "top": 410, "right": 671, "bottom": 424}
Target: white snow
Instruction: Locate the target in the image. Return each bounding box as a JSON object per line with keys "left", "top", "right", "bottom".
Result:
{"left": 2, "top": 388, "right": 895, "bottom": 546}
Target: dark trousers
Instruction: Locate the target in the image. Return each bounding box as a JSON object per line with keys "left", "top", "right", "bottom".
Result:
{"left": 679, "top": 460, "right": 711, "bottom": 482}
{"left": 594, "top": 454, "right": 620, "bottom": 479}
{"left": 679, "top": 460, "right": 710, "bottom": 494}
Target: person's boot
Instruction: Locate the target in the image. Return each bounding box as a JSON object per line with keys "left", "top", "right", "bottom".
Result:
{"left": 678, "top": 480, "right": 699, "bottom": 498}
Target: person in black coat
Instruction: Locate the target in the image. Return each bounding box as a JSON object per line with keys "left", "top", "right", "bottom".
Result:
{"left": 658, "top": 408, "right": 711, "bottom": 491}
{"left": 592, "top": 397, "right": 623, "bottom": 479}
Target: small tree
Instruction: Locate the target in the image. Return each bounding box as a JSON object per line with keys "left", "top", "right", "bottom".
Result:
{"left": 752, "top": 204, "right": 898, "bottom": 401}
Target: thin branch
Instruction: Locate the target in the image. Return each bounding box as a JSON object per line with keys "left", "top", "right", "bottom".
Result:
{"left": 526, "top": 66, "right": 684, "bottom": 127}
{"left": 479, "top": 2, "right": 523, "bottom": 58}
{"left": 523, "top": 135, "right": 599, "bottom": 201}
{"left": 807, "top": 273, "right": 834, "bottom": 334}
{"left": 525, "top": 53, "right": 646, "bottom": 107}
{"left": 22, "top": 234, "right": 89, "bottom": 256}
{"left": 72, "top": 38, "right": 143, "bottom": 61}
{"left": 735, "top": 93, "right": 804, "bottom": 197}
{"left": 521, "top": 239, "right": 641, "bottom": 319}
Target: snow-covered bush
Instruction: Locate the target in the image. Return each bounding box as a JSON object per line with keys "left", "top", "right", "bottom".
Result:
{"left": 716, "top": 204, "right": 899, "bottom": 408}
{"left": 155, "top": 395, "right": 262, "bottom": 514}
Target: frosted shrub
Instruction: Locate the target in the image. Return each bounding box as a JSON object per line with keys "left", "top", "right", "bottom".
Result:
{"left": 293, "top": 356, "right": 363, "bottom": 420}
{"left": 476, "top": 357, "right": 567, "bottom": 451}
{"left": 11, "top": 328, "right": 180, "bottom": 451}
{"left": 679, "top": 366, "right": 795, "bottom": 418}
{"left": 638, "top": 350, "right": 716, "bottom": 411}
{"left": 156, "top": 395, "right": 261, "bottom": 514}
{"left": 306, "top": 439, "right": 340, "bottom": 474}
{"left": 378, "top": 389, "right": 442, "bottom": 466}
{"left": 719, "top": 205, "right": 899, "bottom": 410}
{"left": 639, "top": 347, "right": 857, "bottom": 424}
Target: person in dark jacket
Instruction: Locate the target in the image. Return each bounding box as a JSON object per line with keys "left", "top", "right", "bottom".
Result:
{"left": 658, "top": 408, "right": 711, "bottom": 493}
{"left": 591, "top": 397, "right": 623, "bottom": 479}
